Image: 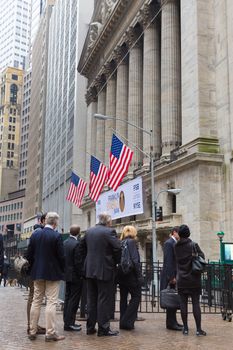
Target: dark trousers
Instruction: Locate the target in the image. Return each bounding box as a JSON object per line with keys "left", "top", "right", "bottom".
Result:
{"left": 86, "top": 278, "right": 113, "bottom": 332}
{"left": 166, "top": 308, "right": 178, "bottom": 327}
{"left": 179, "top": 291, "right": 201, "bottom": 331}
{"left": 119, "top": 283, "right": 141, "bottom": 329}
{"left": 63, "top": 280, "right": 83, "bottom": 326}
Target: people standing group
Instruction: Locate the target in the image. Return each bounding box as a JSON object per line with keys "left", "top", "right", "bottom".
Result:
{"left": 25, "top": 211, "right": 206, "bottom": 342}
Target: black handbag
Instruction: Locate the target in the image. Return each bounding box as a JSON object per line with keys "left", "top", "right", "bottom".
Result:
{"left": 191, "top": 242, "right": 207, "bottom": 274}
{"left": 160, "top": 285, "right": 181, "bottom": 309}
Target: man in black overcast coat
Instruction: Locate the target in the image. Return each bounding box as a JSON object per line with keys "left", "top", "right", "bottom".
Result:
{"left": 81, "top": 213, "right": 121, "bottom": 336}
{"left": 160, "top": 226, "right": 183, "bottom": 331}
{"left": 63, "top": 225, "right": 83, "bottom": 331}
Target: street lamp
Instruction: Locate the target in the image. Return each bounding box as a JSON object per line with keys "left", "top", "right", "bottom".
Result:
{"left": 217, "top": 231, "right": 225, "bottom": 262}
{"left": 94, "top": 114, "right": 182, "bottom": 271}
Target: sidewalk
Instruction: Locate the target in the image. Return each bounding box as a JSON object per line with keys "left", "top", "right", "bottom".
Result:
{"left": 0, "top": 284, "right": 232, "bottom": 350}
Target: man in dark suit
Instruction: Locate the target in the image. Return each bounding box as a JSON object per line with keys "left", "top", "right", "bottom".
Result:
{"left": 26, "top": 212, "right": 65, "bottom": 342}
{"left": 82, "top": 213, "right": 121, "bottom": 336}
{"left": 26, "top": 213, "right": 47, "bottom": 335}
{"left": 63, "top": 225, "right": 83, "bottom": 331}
{"left": 160, "top": 226, "right": 183, "bottom": 331}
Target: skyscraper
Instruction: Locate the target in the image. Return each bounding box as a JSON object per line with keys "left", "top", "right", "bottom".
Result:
{"left": 31, "top": 0, "right": 46, "bottom": 44}
{"left": 0, "top": 67, "right": 23, "bottom": 198}
{"left": 0, "top": 0, "right": 31, "bottom": 72}
{"left": 42, "top": 0, "right": 93, "bottom": 230}
{"left": 24, "top": 1, "right": 55, "bottom": 220}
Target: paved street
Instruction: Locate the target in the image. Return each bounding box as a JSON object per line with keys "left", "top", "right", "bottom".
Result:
{"left": 0, "top": 285, "right": 232, "bottom": 350}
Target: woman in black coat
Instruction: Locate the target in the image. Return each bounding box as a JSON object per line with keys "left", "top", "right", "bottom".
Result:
{"left": 117, "top": 225, "right": 142, "bottom": 330}
{"left": 175, "top": 224, "right": 206, "bottom": 336}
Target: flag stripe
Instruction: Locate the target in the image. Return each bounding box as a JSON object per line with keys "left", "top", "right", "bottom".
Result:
{"left": 66, "top": 172, "right": 87, "bottom": 208}
{"left": 108, "top": 146, "right": 132, "bottom": 188}
{"left": 107, "top": 134, "right": 133, "bottom": 191}
{"left": 89, "top": 156, "right": 108, "bottom": 202}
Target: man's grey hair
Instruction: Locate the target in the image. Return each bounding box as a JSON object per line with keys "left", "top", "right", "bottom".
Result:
{"left": 46, "top": 212, "right": 59, "bottom": 226}
{"left": 98, "top": 213, "right": 112, "bottom": 226}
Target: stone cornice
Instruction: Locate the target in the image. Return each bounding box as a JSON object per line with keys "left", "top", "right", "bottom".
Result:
{"left": 78, "top": 0, "right": 130, "bottom": 77}
{"left": 143, "top": 151, "right": 224, "bottom": 185}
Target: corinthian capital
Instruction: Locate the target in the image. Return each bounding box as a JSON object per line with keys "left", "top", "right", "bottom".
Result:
{"left": 112, "top": 45, "right": 128, "bottom": 65}
{"left": 85, "top": 87, "right": 97, "bottom": 105}
{"left": 125, "top": 26, "right": 142, "bottom": 48}
{"left": 103, "top": 61, "right": 116, "bottom": 79}
{"left": 94, "top": 75, "right": 106, "bottom": 93}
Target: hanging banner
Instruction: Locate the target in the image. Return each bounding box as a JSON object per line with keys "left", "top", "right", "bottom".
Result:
{"left": 96, "top": 177, "right": 143, "bottom": 221}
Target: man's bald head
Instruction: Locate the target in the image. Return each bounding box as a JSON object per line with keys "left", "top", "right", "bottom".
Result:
{"left": 70, "top": 225, "right": 80, "bottom": 237}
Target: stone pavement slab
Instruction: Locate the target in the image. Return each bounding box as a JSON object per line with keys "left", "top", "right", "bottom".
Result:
{"left": 0, "top": 285, "right": 232, "bottom": 350}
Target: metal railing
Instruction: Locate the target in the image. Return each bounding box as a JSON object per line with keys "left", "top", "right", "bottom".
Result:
{"left": 114, "top": 262, "right": 233, "bottom": 315}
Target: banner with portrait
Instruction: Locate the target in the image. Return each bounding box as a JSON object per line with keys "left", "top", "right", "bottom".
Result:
{"left": 96, "top": 177, "right": 144, "bottom": 221}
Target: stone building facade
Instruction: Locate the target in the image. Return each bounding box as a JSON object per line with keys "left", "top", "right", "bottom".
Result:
{"left": 78, "top": 0, "right": 233, "bottom": 261}
{"left": 41, "top": 0, "right": 93, "bottom": 231}
{"left": 24, "top": 1, "right": 55, "bottom": 220}
{"left": 0, "top": 67, "right": 23, "bottom": 199}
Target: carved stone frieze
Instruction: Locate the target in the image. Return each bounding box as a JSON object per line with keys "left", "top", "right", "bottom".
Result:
{"left": 87, "top": 22, "right": 103, "bottom": 52}
{"left": 101, "top": 0, "right": 118, "bottom": 25}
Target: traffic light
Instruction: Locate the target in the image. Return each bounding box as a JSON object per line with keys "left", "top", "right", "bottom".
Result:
{"left": 156, "top": 206, "right": 163, "bottom": 221}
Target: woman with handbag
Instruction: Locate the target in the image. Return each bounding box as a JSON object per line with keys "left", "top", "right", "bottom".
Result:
{"left": 117, "top": 225, "right": 143, "bottom": 330}
{"left": 175, "top": 224, "right": 207, "bottom": 336}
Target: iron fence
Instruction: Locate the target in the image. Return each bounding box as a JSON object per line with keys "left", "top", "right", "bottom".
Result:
{"left": 114, "top": 262, "right": 233, "bottom": 316}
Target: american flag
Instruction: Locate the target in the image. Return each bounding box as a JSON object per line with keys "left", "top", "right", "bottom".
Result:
{"left": 89, "top": 155, "right": 108, "bottom": 202}
{"left": 66, "top": 172, "right": 87, "bottom": 207}
{"left": 107, "top": 134, "right": 134, "bottom": 191}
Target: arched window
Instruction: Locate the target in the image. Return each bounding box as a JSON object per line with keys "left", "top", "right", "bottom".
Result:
{"left": 10, "top": 84, "right": 18, "bottom": 105}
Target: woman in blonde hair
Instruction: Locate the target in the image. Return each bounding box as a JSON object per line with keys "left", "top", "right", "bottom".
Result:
{"left": 118, "top": 225, "right": 143, "bottom": 330}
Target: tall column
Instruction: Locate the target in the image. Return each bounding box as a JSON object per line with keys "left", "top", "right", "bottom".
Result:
{"left": 161, "top": 0, "right": 181, "bottom": 158}
{"left": 96, "top": 76, "right": 106, "bottom": 162}
{"left": 142, "top": 4, "right": 161, "bottom": 165}
{"left": 114, "top": 45, "right": 129, "bottom": 141}
{"left": 85, "top": 87, "right": 97, "bottom": 181}
{"left": 104, "top": 62, "right": 116, "bottom": 164}
{"left": 127, "top": 27, "right": 143, "bottom": 168}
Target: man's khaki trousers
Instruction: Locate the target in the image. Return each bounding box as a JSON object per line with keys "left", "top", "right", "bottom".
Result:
{"left": 30, "top": 280, "right": 60, "bottom": 336}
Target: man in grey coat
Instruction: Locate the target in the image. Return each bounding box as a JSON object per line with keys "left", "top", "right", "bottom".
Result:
{"left": 81, "top": 213, "right": 121, "bottom": 336}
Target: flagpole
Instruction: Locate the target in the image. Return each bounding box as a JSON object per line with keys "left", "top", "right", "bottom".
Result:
{"left": 110, "top": 128, "right": 150, "bottom": 158}
{"left": 94, "top": 114, "right": 158, "bottom": 293}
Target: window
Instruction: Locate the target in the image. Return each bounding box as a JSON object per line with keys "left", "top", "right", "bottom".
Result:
{"left": 10, "top": 84, "right": 18, "bottom": 104}
{"left": 12, "top": 74, "right": 18, "bottom": 81}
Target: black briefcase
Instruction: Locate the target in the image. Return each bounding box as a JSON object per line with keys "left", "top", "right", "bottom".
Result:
{"left": 160, "top": 286, "right": 181, "bottom": 309}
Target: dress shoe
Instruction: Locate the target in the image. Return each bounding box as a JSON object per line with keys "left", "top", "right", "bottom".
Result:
{"left": 97, "top": 329, "right": 119, "bottom": 337}
{"left": 64, "top": 325, "right": 81, "bottom": 331}
{"left": 120, "top": 325, "right": 134, "bottom": 330}
{"left": 37, "top": 326, "right": 46, "bottom": 334}
{"left": 196, "top": 330, "right": 207, "bottom": 336}
{"left": 167, "top": 325, "right": 183, "bottom": 331}
{"left": 45, "top": 333, "right": 65, "bottom": 342}
{"left": 73, "top": 323, "right": 82, "bottom": 329}
{"left": 176, "top": 323, "right": 183, "bottom": 328}
{"left": 28, "top": 334, "right": 37, "bottom": 341}
{"left": 86, "top": 328, "right": 97, "bottom": 335}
